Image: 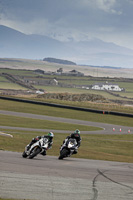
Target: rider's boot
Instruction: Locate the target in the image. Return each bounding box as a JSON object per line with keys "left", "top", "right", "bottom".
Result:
{"left": 26, "top": 144, "right": 31, "bottom": 151}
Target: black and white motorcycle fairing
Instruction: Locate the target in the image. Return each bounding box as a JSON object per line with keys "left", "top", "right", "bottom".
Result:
{"left": 22, "top": 138, "right": 49, "bottom": 159}
{"left": 58, "top": 138, "right": 78, "bottom": 159}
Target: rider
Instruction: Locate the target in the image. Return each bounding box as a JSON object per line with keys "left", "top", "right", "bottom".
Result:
{"left": 26, "top": 132, "right": 54, "bottom": 156}
{"left": 62, "top": 129, "right": 81, "bottom": 154}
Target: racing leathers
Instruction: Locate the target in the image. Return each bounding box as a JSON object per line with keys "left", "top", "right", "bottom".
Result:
{"left": 27, "top": 135, "right": 53, "bottom": 155}
{"left": 62, "top": 132, "right": 81, "bottom": 154}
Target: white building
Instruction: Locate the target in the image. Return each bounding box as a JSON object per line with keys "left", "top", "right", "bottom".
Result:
{"left": 91, "top": 82, "right": 124, "bottom": 91}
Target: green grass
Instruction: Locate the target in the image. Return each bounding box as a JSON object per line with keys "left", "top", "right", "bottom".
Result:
{"left": 0, "top": 132, "right": 133, "bottom": 163}
{"left": 0, "top": 82, "right": 25, "bottom": 90}
{"left": 0, "top": 68, "right": 35, "bottom": 76}
{"left": 0, "top": 114, "right": 100, "bottom": 131}
{"left": 35, "top": 85, "right": 133, "bottom": 99}
{"left": 117, "top": 81, "right": 133, "bottom": 92}
{"left": 0, "top": 199, "right": 29, "bottom": 200}
{"left": 0, "top": 76, "right": 8, "bottom": 81}
{"left": 0, "top": 198, "right": 26, "bottom": 200}
{"left": 0, "top": 67, "right": 133, "bottom": 95}
{"left": 0, "top": 99, "right": 132, "bottom": 163}
{"left": 33, "top": 95, "right": 133, "bottom": 113}
{"left": 0, "top": 98, "right": 133, "bottom": 127}
{"left": 0, "top": 95, "right": 132, "bottom": 163}
{"left": 113, "top": 91, "right": 133, "bottom": 98}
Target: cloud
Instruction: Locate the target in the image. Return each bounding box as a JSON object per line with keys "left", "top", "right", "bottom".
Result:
{"left": 95, "top": 0, "right": 118, "bottom": 13}
{"left": 0, "top": 0, "right": 133, "bottom": 49}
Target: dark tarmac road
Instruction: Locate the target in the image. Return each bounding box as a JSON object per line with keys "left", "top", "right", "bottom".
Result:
{"left": 0, "top": 151, "right": 133, "bottom": 200}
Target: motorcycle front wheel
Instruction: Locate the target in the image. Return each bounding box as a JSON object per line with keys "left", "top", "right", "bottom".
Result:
{"left": 22, "top": 151, "right": 28, "bottom": 158}
{"left": 58, "top": 148, "right": 69, "bottom": 160}
{"left": 29, "top": 147, "right": 41, "bottom": 159}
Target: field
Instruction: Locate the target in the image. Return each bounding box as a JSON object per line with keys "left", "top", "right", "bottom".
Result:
{"left": 1, "top": 131, "right": 133, "bottom": 163}
{"left": 0, "top": 198, "right": 28, "bottom": 200}
{"left": 0, "top": 99, "right": 133, "bottom": 163}
{"left": 0, "top": 99, "right": 133, "bottom": 126}
{"left": 0, "top": 113, "right": 100, "bottom": 131}
{"left": 0, "top": 66, "right": 133, "bottom": 111}
{"left": 0, "top": 59, "right": 133, "bottom": 164}
{"left": 0, "top": 58, "right": 133, "bottom": 78}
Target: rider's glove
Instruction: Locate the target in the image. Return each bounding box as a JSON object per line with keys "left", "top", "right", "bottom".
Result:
{"left": 48, "top": 144, "right": 52, "bottom": 149}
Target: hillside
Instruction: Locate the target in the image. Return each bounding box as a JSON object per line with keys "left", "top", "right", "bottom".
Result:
{"left": 1, "top": 25, "right": 133, "bottom": 68}
{"left": 0, "top": 58, "right": 133, "bottom": 78}
{"left": 43, "top": 57, "right": 76, "bottom": 65}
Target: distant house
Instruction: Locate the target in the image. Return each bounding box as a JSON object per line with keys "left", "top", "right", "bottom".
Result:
{"left": 57, "top": 68, "right": 63, "bottom": 73}
{"left": 91, "top": 82, "right": 124, "bottom": 91}
{"left": 50, "top": 79, "right": 58, "bottom": 85}
{"left": 35, "top": 89, "right": 45, "bottom": 94}
{"left": 68, "top": 70, "right": 84, "bottom": 76}
{"left": 34, "top": 69, "right": 44, "bottom": 75}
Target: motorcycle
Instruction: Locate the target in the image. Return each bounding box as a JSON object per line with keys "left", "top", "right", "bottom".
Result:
{"left": 58, "top": 138, "right": 78, "bottom": 159}
{"left": 22, "top": 137, "right": 49, "bottom": 159}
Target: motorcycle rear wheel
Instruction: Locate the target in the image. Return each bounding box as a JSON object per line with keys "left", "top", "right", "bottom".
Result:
{"left": 29, "top": 147, "right": 41, "bottom": 159}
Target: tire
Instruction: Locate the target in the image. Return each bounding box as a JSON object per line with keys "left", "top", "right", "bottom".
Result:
{"left": 29, "top": 147, "right": 41, "bottom": 159}
{"left": 22, "top": 151, "right": 28, "bottom": 158}
{"left": 58, "top": 148, "right": 69, "bottom": 160}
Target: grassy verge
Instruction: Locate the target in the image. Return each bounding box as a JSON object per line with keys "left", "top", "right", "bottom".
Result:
{"left": 0, "top": 114, "right": 100, "bottom": 131}
{"left": 0, "top": 199, "right": 28, "bottom": 200}
{"left": 0, "top": 199, "right": 29, "bottom": 200}
{"left": 0, "top": 132, "right": 133, "bottom": 163}
{"left": 0, "top": 97, "right": 132, "bottom": 163}
{"left": 0, "top": 99, "right": 133, "bottom": 127}
{"left": 10, "top": 94, "right": 133, "bottom": 113}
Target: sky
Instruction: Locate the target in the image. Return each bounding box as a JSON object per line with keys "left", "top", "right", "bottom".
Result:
{"left": 0, "top": 0, "right": 133, "bottom": 50}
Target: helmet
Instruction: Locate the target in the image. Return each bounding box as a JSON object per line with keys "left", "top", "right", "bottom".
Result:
{"left": 74, "top": 129, "right": 80, "bottom": 135}
{"left": 48, "top": 132, "right": 54, "bottom": 138}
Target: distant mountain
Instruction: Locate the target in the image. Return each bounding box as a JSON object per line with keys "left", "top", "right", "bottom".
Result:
{"left": 0, "top": 25, "right": 72, "bottom": 59}
{"left": 1, "top": 25, "right": 133, "bottom": 68}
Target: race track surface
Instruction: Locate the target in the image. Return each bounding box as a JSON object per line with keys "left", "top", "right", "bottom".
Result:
{"left": 0, "top": 110, "right": 133, "bottom": 200}
{"left": 0, "top": 110, "right": 133, "bottom": 134}
{"left": 0, "top": 151, "right": 133, "bottom": 200}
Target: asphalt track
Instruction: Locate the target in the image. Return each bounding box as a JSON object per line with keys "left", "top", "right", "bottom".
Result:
{"left": 0, "top": 110, "right": 133, "bottom": 134}
{"left": 0, "top": 110, "right": 133, "bottom": 200}
{"left": 0, "top": 151, "right": 133, "bottom": 200}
